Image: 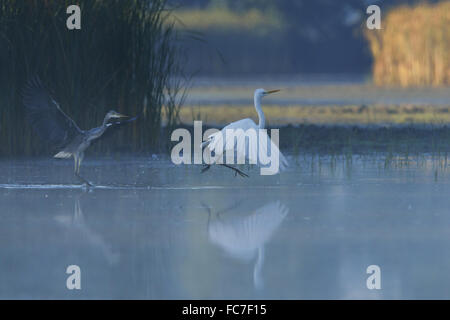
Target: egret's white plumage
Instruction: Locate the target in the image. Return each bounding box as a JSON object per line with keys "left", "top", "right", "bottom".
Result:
{"left": 202, "top": 89, "right": 288, "bottom": 175}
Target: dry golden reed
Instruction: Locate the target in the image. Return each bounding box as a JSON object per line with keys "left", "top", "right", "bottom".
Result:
{"left": 365, "top": 1, "right": 450, "bottom": 87}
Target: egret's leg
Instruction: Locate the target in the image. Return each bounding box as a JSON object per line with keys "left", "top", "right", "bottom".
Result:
{"left": 220, "top": 164, "right": 249, "bottom": 178}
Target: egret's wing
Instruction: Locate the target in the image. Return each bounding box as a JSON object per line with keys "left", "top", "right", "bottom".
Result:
{"left": 206, "top": 119, "right": 258, "bottom": 163}
{"left": 206, "top": 130, "right": 224, "bottom": 153}
{"left": 206, "top": 119, "right": 288, "bottom": 172}
{"left": 22, "top": 76, "right": 82, "bottom": 148}
{"left": 234, "top": 120, "right": 259, "bottom": 165}
{"left": 246, "top": 201, "right": 289, "bottom": 241}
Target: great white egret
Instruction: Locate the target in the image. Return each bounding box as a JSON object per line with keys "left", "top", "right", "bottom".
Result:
{"left": 207, "top": 201, "right": 289, "bottom": 289}
{"left": 201, "top": 88, "right": 288, "bottom": 177}
{"left": 22, "top": 76, "right": 137, "bottom": 186}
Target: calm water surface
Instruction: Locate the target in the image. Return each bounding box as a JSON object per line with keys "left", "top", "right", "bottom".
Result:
{"left": 1, "top": 155, "right": 450, "bottom": 299}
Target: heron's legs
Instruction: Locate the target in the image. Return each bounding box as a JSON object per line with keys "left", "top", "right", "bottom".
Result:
{"left": 220, "top": 164, "right": 249, "bottom": 178}
{"left": 74, "top": 153, "right": 92, "bottom": 187}
{"left": 76, "top": 170, "right": 93, "bottom": 187}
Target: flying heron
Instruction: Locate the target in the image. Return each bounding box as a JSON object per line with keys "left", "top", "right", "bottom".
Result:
{"left": 22, "top": 76, "right": 137, "bottom": 186}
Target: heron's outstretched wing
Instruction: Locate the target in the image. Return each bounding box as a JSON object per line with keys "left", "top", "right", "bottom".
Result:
{"left": 22, "top": 76, "right": 82, "bottom": 148}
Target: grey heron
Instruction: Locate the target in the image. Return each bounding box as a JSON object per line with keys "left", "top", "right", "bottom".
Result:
{"left": 22, "top": 76, "right": 137, "bottom": 186}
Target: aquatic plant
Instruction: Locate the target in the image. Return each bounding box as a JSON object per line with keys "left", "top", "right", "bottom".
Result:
{"left": 0, "top": 0, "right": 186, "bottom": 156}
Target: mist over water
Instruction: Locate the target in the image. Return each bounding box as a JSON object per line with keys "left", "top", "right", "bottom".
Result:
{"left": 1, "top": 156, "right": 450, "bottom": 299}
{"left": 1, "top": 0, "right": 448, "bottom": 303}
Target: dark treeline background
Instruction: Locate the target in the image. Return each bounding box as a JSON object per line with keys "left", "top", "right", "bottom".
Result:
{"left": 170, "top": 0, "right": 443, "bottom": 76}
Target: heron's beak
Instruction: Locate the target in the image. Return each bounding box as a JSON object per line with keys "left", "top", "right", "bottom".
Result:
{"left": 266, "top": 89, "right": 280, "bottom": 94}
{"left": 116, "top": 113, "right": 128, "bottom": 118}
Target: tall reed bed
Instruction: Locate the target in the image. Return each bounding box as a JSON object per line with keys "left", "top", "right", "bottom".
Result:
{"left": 0, "top": 0, "right": 185, "bottom": 156}
{"left": 365, "top": 1, "right": 450, "bottom": 87}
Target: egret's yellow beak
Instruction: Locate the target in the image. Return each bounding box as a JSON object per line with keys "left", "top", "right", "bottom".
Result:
{"left": 266, "top": 89, "right": 280, "bottom": 94}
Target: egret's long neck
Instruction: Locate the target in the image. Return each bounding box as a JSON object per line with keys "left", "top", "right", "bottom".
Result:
{"left": 254, "top": 95, "right": 265, "bottom": 129}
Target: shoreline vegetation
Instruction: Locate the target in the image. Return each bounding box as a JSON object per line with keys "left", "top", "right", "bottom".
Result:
{"left": 176, "top": 104, "right": 450, "bottom": 127}
{"left": 0, "top": 0, "right": 185, "bottom": 157}
{"left": 171, "top": 123, "right": 450, "bottom": 158}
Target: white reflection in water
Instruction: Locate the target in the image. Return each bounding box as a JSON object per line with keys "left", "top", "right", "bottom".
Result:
{"left": 207, "top": 201, "right": 288, "bottom": 289}
{"left": 54, "top": 197, "right": 120, "bottom": 265}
